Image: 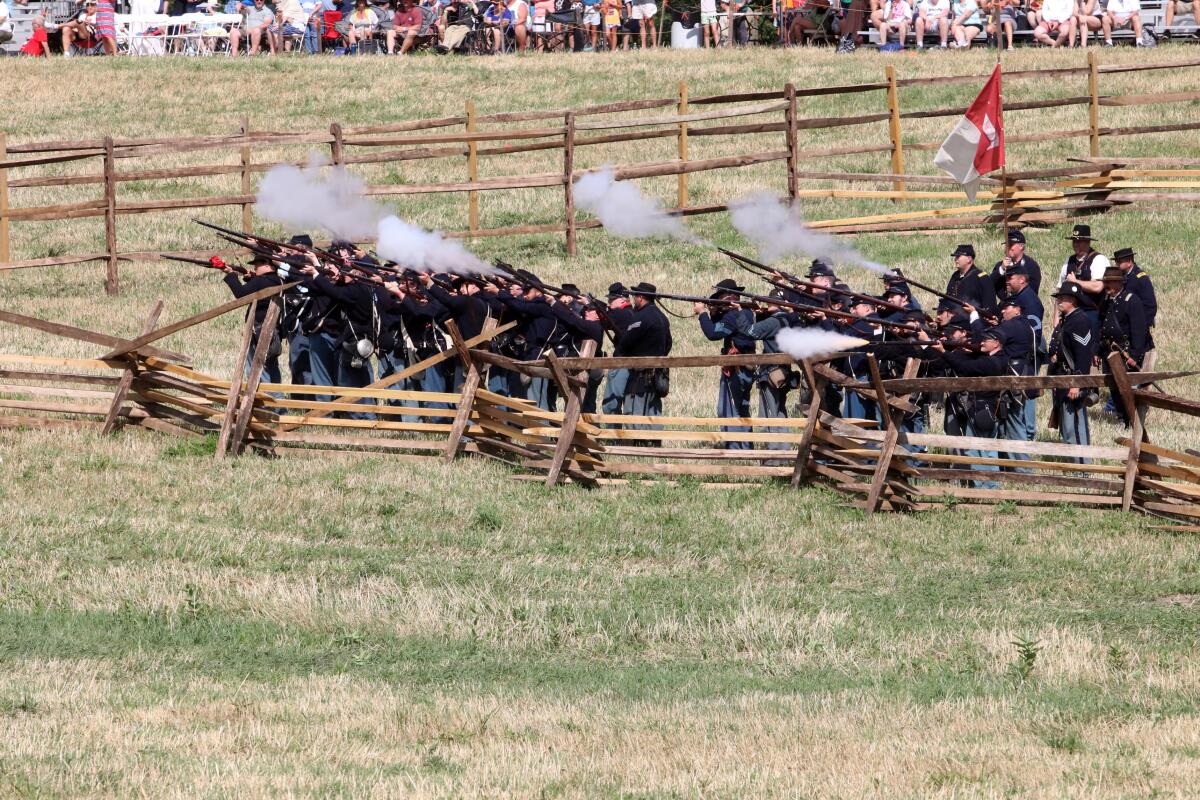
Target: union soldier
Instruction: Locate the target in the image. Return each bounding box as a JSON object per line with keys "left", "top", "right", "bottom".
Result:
{"left": 1054, "top": 224, "right": 1108, "bottom": 329}
{"left": 1001, "top": 261, "right": 1045, "bottom": 438}
{"left": 1048, "top": 282, "right": 1099, "bottom": 459}
{"left": 1112, "top": 246, "right": 1157, "bottom": 370}
{"left": 995, "top": 297, "right": 1038, "bottom": 461}
{"left": 421, "top": 273, "right": 491, "bottom": 390}
{"left": 278, "top": 234, "right": 314, "bottom": 385}
{"left": 619, "top": 282, "right": 672, "bottom": 435}
{"left": 495, "top": 271, "right": 559, "bottom": 409}
{"left": 746, "top": 289, "right": 802, "bottom": 454}
{"left": 219, "top": 251, "right": 284, "bottom": 384}
{"left": 547, "top": 285, "right": 606, "bottom": 414}
{"left": 946, "top": 244, "right": 996, "bottom": 316}
{"left": 300, "top": 255, "right": 379, "bottom": 419}
{"left": 991, "top": 229, "right": 1042, "bottom": 301}
{"left": 1099, "top": 265, "right": 1150, "bottom": 425}
{"left": 696, "top": 278, "right": 757, "bottom": 450}
{"left": 929, "top": 326, "right": 1007, "bottom": 488}
{"left": 601, "top": 282, "right": 635, "bottom": 418}
{"left": 840, "top": 295, "right": 883, "bottom": 422}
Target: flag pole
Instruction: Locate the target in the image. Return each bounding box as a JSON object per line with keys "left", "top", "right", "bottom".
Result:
{"left": 995, "top": 12, "right": 1009, "bottom": 248}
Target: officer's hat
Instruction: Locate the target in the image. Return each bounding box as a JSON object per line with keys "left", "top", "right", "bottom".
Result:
{"left": 1006, "top": 230, "right": 1026, "bottom": 245}
{"left": 709, "top": 278, "right": 744, "bottom": 300}
{"left": 951, "top": 244, "right": 976, "bottom": 259}
{"left": 288, "top": 234, "right": 313, "bottom": 248}
{"left": 807, "top": 259, "right": 836, "bottom": 278}
{"left": 1113, "top": 247, "right": 1136, "bottom": 262}
{"left": 606, "top": 282, "right": 629, "bottom": 300}
{"left": 1066, "top": 224, "right": 1095, "bottom": 241}
{"left": 629, "top": 282, "right": 657, "bottom": 297}
{"left": 1101, "top": 266, "right": 1124, "bottom": 282}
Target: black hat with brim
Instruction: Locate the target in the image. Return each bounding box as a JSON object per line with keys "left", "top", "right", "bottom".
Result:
{"left": 1000, "top": 295, "right": 1021, "bottom": 309}
{"left": 249, "top": 253, "right": 273, "bottom": 266}
{"left": 1102, "top": 266, "right": 1124, "bottom": 282}
{"left": 630, "top": 282, "right": 657, "bottom": 297}
{"left": 807, "top": 259, "right": 836, "bottom": 278}
{"left": 288, "top": 234, "right": 314, "bottom": 248}
{"left": 560, "top": 283, "right": 582, "bottom": 296}
{"left": 607, "top": 282, "right": 629, "bottom": 300}
{"left": 1113, "top": 247, "right": 1136, "bottom": 262}
{"left": 709, "top": 277, "right": 745, "bottom": 300}
{"left": 1051, "top": 283, "right": 1095, "bottom": 308}
{"left": 1066, "top": 224, "right": 1095, "bottom": 241}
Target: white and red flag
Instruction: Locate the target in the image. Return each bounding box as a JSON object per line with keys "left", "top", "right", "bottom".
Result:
{"left": 933, "top": 64, "right": 1005, "bottom": 202}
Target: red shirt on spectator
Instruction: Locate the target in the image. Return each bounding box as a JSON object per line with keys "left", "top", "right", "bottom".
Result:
{"left": 394, "top": 6, "right": 421, "bottom": 27}
{"left": 21, "top": 26, "right": 49, "bottom": 56}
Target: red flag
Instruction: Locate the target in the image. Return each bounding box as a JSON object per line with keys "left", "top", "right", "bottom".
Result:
{"left": 933, "top": 65, "right": 1005, "bottom": 201}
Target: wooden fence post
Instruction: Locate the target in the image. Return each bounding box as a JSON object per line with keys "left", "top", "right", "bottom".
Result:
{"left": 216, "top": 301, "right": 258, "bottom": 458}
{"left": 677, "top": 81, "right": 689, "bottom": 211}
{"left": 444, "top": 318, "right": 493, "bottom": 461}
{"left": 885, "top": 66, "right": 905, "bottom": 198}
{"left": 864, "top": 355, "right": 903, "bottom": 513}
{"left": 1087, "top": 51, "right": 1101, "bottom": 158}
{"left": 791, "top": 364, "right": 825, "bottom": 488}
{"left": 466, "top": 99, "right": 479, "bottom": 237}
{"left": 0, "top": 131, "right": 9, "bottom": 266}
{"left": 330, "top": 121, "right": 344, "bottom": 166}
{"left": 564, "top": 111, "right": 576, "bottom": 256}
{"left": 1108, "top": 351, "right": 1147, "bottom": 513}
{"left": 240, "top": 116, "right": 253, "bottom": 232}
{"left": 545, "top": 339, "right": 598, "bottom": 487}
{"left": 103, "top": 136, "right": 119, "bottom": 296}
{"left": 227, "top": 298, "right": 281, "bottom": 457}
{"left": 784, "top": 82, "right": 799, "bottom": 202}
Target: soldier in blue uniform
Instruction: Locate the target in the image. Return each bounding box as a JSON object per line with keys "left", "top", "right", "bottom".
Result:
{"left": 991, "top": 229, "right": 1042, "bottom": 301}
{"left": 746, "top": 289, "right": 801, "bottom": 455}
{"left": 601, "top": 282, "right": 635, "bottom": 419}
{"left": 946, "top": 244, "right": 996, "bottom": 316}
{"left": 995, "top": 297, "right": 1038, "bottom": 464}
{"left": 840, "top": 296, "right": 882, "bottom": 422}
{"left": 695, "top": 279, "right": 757, "bottom": 450}
{"left": 1000, "top": 261, "right": 1045, "bottom": 437}
{"left": 220, "top": 251, "right": 284, "bottom": 384}
{"left": 1048, "top": 283, "right": 1099, "bottom": 459}
{"left": 928, "top": 326, "right": 1008, "bottom": 488}
{"left": 619, "top": 282, "right": 672, "bottom": 438}
{"left": 1099, "top": 266, "right": 1151, "bottom": 426}
{"left": 1113, "top": 247, "right": 1157, "bottom": 371}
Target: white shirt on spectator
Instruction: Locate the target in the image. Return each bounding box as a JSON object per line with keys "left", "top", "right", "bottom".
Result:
{"left": 919, "top": 0, "right": 950, "bottom": 18}
{"left": 1106, "top": 0, "right": 1139, "bottom": 13}
{"left": 1058, "top": 251, "right": 1110, "bottom": 284}
{"left": 1042, "top": 0, "right": 1073, "bottom": 21}
{"left": 0, "top": 1, "right": 13, "bottom": 33}
{"left": 884, "top": 0, "right": 912, "bottom": 20}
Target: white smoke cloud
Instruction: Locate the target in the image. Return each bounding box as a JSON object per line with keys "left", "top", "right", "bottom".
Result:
{"left": 375, "top": 215, "right": 494, "bottom": 275}
{"left": 574, "top": 167, "right": 702, "bottom": 243}
{"left": 729, "top": 192, "right": 889, "bottom": 273}
{"left": 255, "top": 153, "right": 384, "bottom": 242}
{"left": 776, "top": 328, "right": 869, "bottom": 361}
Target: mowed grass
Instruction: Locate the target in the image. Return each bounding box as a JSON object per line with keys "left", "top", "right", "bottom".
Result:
{"left": 1, "top": 47, "right": 1200, "bottom": 798}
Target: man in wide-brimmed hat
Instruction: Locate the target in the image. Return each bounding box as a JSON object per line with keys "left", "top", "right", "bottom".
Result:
{"left": 1054, "top": 223, "right": 1108, "bottom": 329}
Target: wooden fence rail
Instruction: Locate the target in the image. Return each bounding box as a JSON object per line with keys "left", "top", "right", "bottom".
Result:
{"left": 4, "top": 53, "right": 1200, "bottom": 292}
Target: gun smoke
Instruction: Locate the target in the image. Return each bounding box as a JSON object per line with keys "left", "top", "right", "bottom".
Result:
{"left": 574, "top": 167, "right": 703, "bottom": 244}
{"left": 776, "top": 328, "right": 869, "bottom": 361}
{"left": 375, "top": 215, "right": 494, "bottom": 275}
{"left": 255, "top": 155, "right": 384, "bottom": 242}
{"left": 729, "top": 192, "right": 889, "bottom": 273}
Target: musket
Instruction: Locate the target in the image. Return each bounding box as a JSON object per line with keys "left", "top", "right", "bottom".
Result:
{"left": 886, "top": 268, "right": 973, "bottom": 312}
{"left": 644, "top": 290, "right": 761, "bottom": 310}
{"left": 194, "top": 218, "right": 347, "bottom": 263}
{"left": 718, "top": 246, "right": 805, "bottom": 286}
{"left": 160, "top": 253, "right": 249, "bottom": 275}
{"left": 722, "top": 288, "right": 927, "bottom": 335}
{"left": 491, "top": 259, "right": 569, "bottom": 296}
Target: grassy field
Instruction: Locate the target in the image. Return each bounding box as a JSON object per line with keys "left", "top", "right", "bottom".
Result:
{"left": 1, "top": 46, "right": 1200, "bottom": 798}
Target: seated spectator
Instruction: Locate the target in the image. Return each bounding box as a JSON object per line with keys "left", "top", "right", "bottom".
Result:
{"left": 276, "top": 0, "right": 313, "bottom": 49}
{"left": 482, "top": 0, "right": 513, "bottom": 49}
{"left": 1024, "top": 0, "right": 1042, "bottom": 29}
{"left": 874, "top": 0, "right": 911, "bottom": 46}
{"left": 950, "top": 0, "right": 983, "bottom": 45}
{"left": 0, "top": 0, "right": 12, "bottom": 48}
{"left": 1164, "top": 0, "right": 1196, "bottom": 25}
{"left": 233, "top": 0, "right": 278, "bottom": 52}
{"left": 20, "top": 13, "right": 51, "bottom": 54}
{"left": 1075, "top": 0, "right": 1102, "bottom": 44}
{"left": 1034, "top": 0, "right": 1074, "bottom": 43}
{"left": 438, "top": 0, "right": 474, "bottom": 50}
{"left": 61, "top": 0, "right": 100, "bottom": 54}
{"left": 1102, "top": 0, "right": 1143, "bottom": 43}
{"left": 983, "top": 0, "right": 1015, "bottom": 49}
{"left": 915, "top": 0, "right": 950, "bottom": 47}
{"left": 386, "top": 0, "right": 435, "bottom": 50}
{"left": 508, "top": 0, "right": 528, "bottom": 47}
{"left": 344, "top": 0, "right": 379, "bottom": 48}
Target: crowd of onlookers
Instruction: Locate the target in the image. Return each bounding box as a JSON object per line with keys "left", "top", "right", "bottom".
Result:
{"left": 1, "top": 0, "right": 1192, "bottom": 56}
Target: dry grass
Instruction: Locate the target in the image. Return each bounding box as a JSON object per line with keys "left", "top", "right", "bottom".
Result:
{"left": 0, "top": 45, "right": 1199, "bottom": 799}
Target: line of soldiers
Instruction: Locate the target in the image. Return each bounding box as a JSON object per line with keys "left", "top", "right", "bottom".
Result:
{"left": 213, "top": 223, "right": 1156, "bottom": 468}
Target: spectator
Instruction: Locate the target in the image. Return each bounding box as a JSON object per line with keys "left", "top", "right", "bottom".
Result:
{"left": 699, "top": 0, "right": 719, "bottom": 45}
{"left": 984, "top": 0, "right": 1015, "bottom": 49}
{"left": 626, "top": 0, "right": 657, "bottom": 46}
{"left": 915, "top": 0, "right": 951, "bottom": 47}
{"left": 720, "top": 0, "right": 750, "bottom": 44}
{"left": 20, "top": 13, "right": 51, "bottom": 54}
{"left": 874, "top": 0, "right": 912, "bottom": 46}
{"left": 235, "top": 0, "right": 279, "bottom": 52}
{"left": 438, "top": 0, "right": 474, "bottom": 50}
{"left": 1034, "top": 0, "right": 1075, "bottom": 44}
{"left": 1024, "top": 0, "right": 1042, "bottom": 29}
{"left": 1075, "top": 0, "right": 1102, "bottom": 44}
{"left": 483, "top": 0, "right": 513, "bottom": 49}
{"left": 601, "top": 0, "right": 621, "bottom": 47}
{"left": 61, "top": 0, "right": 100, "bottom": 54}
{"left": 1164, "top": 0, "right": 1195, "bottom": 26}
{"left": 387, "top": 0, "right": 435, "bottom": 50}
{"left": 507, "top": 0, "right": 529, "bottom": 47}
{"left": 276, "top": 0, "right": 313, "bottom": 49}
{"left": 0, "top": 0, "right": 12, "bottom": 48}
{"left": 298, "top": 0, "right": 323, "bottom": 50}
{"left": 344, "top": 0, "right": 379, "bottom": 49}
{"left": 949, "top": 0, "right": 983, "bottom": 45}
{"left": 1102, "top": 0, "right": 1143, "bottom": 43}
{"left": 581, "top": 0, "right": 600, "bottom": 48}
